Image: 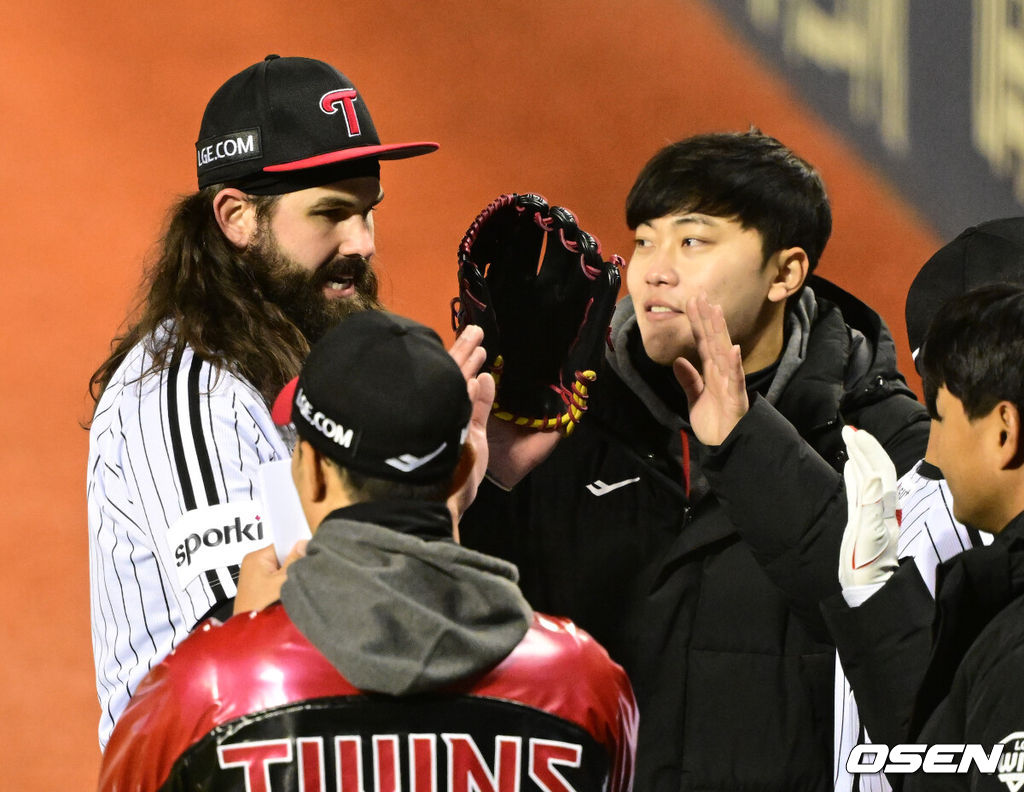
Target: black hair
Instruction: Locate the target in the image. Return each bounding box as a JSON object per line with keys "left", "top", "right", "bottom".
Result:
{"left": 299, "top": 442, "right": 454, "bottom": 504}
{"left": 920, "top": 283, "right": 1024, "bottom": 420}
{"left": 625, "top": 129, "right": 832, "bottom": 272}
{"left": 315, "top": 452, "right": 453, "bottom": 503}
{"left": 343, "top": 467, "right": 452, "bottom": 504}
{"left": 88, "top": 187, "right": 298, "bottom": 407}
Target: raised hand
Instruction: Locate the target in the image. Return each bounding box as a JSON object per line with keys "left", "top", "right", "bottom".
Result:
{"left": 672, "top": 293, "right": 749, "bottom": 446}
{"left": 838, "top": 425, "right": 900, "bottom": 591}
{"left": 447, "top": 322, "right": 559, "bottom": 494}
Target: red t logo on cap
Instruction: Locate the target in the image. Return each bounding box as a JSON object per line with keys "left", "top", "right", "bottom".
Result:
{"left": 319, "top": 89, "right": 361, "bottom": 137}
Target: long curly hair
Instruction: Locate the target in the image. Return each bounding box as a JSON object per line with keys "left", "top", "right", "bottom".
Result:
{"left": 89, "top": 186, "right": 310, "bottom": 408}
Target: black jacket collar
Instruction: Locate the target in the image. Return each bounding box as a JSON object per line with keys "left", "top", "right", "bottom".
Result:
{"left": 323, "top": 499, "right": 453, "bottom": 543}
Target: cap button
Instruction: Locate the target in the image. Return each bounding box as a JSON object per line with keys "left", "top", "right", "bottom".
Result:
{"left": 264, "top": 54, "right": 280, "bottom": 61}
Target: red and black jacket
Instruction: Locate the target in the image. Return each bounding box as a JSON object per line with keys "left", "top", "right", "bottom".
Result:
{"left": 99, "top": 605, "right": 637, "bottom": 792}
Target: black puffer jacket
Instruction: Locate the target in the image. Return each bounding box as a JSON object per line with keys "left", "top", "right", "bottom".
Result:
{"left": 823, "top": 511, "right": 1024, "bottom": 792}
{"left": 462, "top": 277, "right": 930, "bottom": 792}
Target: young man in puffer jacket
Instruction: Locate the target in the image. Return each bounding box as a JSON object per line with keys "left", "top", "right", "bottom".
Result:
{"left": 461, "top": 130, "right": 929, "bottom": 792}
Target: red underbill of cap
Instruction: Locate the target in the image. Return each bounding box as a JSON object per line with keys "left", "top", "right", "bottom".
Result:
{"left": 272, "top": 377, "right": 299, "bottom": 426}
{"left": 263, "top": 141, "right": 439, "bottom": 172}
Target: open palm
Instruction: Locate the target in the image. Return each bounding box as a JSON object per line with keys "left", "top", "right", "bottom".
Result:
{"left": 672, "top": 294, "right": 749, "bottom": 446}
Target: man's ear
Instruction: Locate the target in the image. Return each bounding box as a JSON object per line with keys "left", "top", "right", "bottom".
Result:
{"left": 994, "top": 401, "right": 1024, "bottom": 469}
{"left": 766, "top": 247, "right": 809, "bottom": 304}
{"left": 293, "top": 440, "right": 329, "bottom": 503}
{"left": 212, "top": 188, "right": 259, "bottom": 249}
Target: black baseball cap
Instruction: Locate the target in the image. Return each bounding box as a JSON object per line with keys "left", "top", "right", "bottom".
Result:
{"left": 272, "top": 311, "right": 471, "bottom": 484}
{"left": 196, "top": 55, "right": 438, "bottom": 194}
{"left": 906, "top": 217, "right": 1024, "bottom": 369}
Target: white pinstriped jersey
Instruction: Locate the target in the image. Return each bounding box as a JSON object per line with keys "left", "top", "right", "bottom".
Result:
{"left": 87, "top": 326, "right": 293, "bottom": 749}
{"left": 832, "top": 459, "right": 992, "bottom": 792}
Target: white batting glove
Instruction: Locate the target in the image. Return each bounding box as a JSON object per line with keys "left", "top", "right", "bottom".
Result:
{"left": 839, "top": 426, "right": 900, "bottom": 601}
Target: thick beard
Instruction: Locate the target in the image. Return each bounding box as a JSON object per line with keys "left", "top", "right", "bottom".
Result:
{"left": 246, "top": 224, "right": 384, "bottom": 344}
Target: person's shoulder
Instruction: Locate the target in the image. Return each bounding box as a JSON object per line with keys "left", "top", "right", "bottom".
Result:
{"left": 142, "top": 604, "right": 352, "bottom": 711}
{"left": 487, "top": 612, "right": 633, "bottom": 698}
{"left": 89, "top": 333, "right": 166, "bottom": 448}
{"left": 94, "top": 333, "right": 161, "bottom": 408}
{"left": 807, "top": 276, "right": 885, "bottom": 338}
{"left": 949, "top": 591, "right": 1024, "bottom": 706}
{"left": 163, "top": 604, "right": 296, "bottom": 674}
{"left": 106, "top": 608, "right": 299, "bottom": 742}
{"left": 525, "top": 612, "right": 619, "bottom": 659}
{"left": 103, "top": 344, "right": 267, "bottom": 458}
{"left": 100, "top": 329, "right": 260, "bottom": 404}
{"left": 470, "top": 613, "right": 636, "bottom": 752}
{"left": 170, "top": 343, "right": 266, "bottom": 402}
{"left": 101, "top": 604, "right": 349, "bottom": 791}
{"left": 812, "top": 277, "right": 931, "bottom": 469}
{"left": 807, "top": 276, "right": 908, "bottom": 384}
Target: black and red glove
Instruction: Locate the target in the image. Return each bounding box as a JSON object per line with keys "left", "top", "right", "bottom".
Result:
{"left": 452, "top": 193, "right": 622, "bottom": 434}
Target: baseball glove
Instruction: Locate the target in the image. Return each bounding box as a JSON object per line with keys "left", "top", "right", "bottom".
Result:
{"left": 451, "top": 192, "right": 622, "bottom": 435}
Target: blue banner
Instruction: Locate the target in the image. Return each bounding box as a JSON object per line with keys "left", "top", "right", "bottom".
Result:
{"left": 713, "top": 0, "right": 1024, "bottom": 240}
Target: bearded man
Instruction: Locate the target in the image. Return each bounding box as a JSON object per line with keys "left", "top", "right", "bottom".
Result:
{"left": 86, "top": 55, "right": 437, "bottom": 749}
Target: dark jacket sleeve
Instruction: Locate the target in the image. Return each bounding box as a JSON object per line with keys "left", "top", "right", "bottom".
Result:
{"left": 702, "top": 397, "right": 847, "bottom": 637}
{"left": 820, "top": 561, "right": 936, "bottom": 747}
{"left": 702, "top": 393, "right": 928, "bottom": 639}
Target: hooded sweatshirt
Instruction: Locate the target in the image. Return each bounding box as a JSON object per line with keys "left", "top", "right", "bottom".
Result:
{"left": 281, "top": 499, "right": 533, "bottom": 694}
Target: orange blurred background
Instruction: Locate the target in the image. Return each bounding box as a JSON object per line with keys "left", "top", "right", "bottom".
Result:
{"left": 0, "top": 1, "right": 939, "bottom": 787}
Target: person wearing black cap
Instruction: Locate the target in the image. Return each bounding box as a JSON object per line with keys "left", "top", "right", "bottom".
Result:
{"left": 829, "top": 218, "right": 1024, "bottom": 788}
{"left": 894, "top": 219, "right": 1024, "bottom": 585}
{"left": 865, "top": 218, "right": 1024, "bottom": 606}
{"left": 820, "top": 283, "right": 1024, "bottom": 792}
{"left": 98, "top": 311, "right": 638, "bottom": 792}
{"left": 86, "top": 55, "right": 439, "bottom": 749}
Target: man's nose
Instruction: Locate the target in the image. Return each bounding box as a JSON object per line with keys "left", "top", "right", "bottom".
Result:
{"left": 338, "top": 215, "right": 375, "bottom": 259}
{"left": 642, "top": 249, "right": 679, "bottom": 286}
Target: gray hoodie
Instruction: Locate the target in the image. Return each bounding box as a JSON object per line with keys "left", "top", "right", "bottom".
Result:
{"left": 281, "top": 511, "right": 533, "bottom": 696}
